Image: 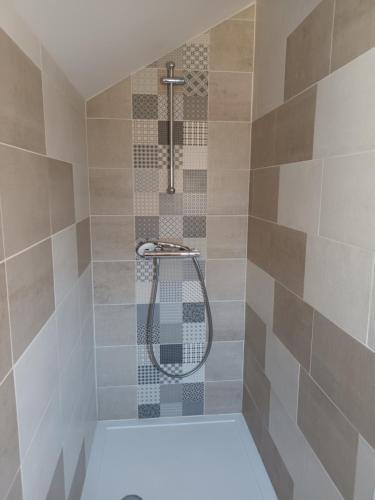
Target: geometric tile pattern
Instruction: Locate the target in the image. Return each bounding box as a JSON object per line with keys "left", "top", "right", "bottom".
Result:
{"left": 134, "top": 36, "right": 209, "bottom": 418}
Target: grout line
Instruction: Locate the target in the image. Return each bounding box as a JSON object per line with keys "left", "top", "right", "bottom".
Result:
{"left": 316, "top": 159, "right": 325, "bottom": 237}
{"left": 364, "top": 255, "right": 375, "bottom": 346}
{"left": 328, "top": 0, "right": 337, "bottom": 74}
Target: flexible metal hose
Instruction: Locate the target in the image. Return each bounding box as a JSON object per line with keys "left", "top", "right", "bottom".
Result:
{"left": 146, "top": 257, "right": 213, "bottom": 379}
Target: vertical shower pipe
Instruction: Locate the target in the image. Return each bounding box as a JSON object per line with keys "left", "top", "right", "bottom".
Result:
{"left": 161, "top": 62, "right": 185, "bottom": 194}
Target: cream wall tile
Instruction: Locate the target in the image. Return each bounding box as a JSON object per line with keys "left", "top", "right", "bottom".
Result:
{"left": 59, "top": 338, "right": 83, "bottom": 425}
{"left": 14, "top": 315, "right": 59, "bottom": 459}
{"left": 231, "top": 5, "right": 255, "bottom": 21}
{"left": 206, "top": 259, "right": 246, "bottom": 301}
{"left": 207, "top": 216, "right": 247, "bottom": 258}
{"left": 209, "top": 72, "right": 252, "bottom": 122}
{"left": 93, "top": 261, "right": 135, "bottom": 304}
{"left": 6, "top": 470, "right": 23, "bottom": 500}
{"left": 48, "top": 159, "right": 75, "bottom": 233}
{"left": 56, "top": 283, "right": 80, "bottom": 370}
{"left": 0, "top": 264, "right": 11, "bottom": 383}
{"left": 304, "top": 235, "right": 373, "bottom": 342}
{"left": 95, "top": 305, "right": 136, "bottom": 346}
{"left": 246, "top": 260, "right": 274, "bottom": 328}
{"left": 86, "top": 78, "right": 131, "bottom": 118}
{"left": 205, "top": 380, "right": 243, "bottom": 414}
{"left": 52, "top": 225, "right": 78, "bottom": 306}
{"left": 265, "top": 330, "right": 299, "bottom": 421}
{"left": 73, "top": 163, "right": 90, "bottom": 222}
{"left": 206, "top": 341, "right": 244, "bottom": 381}
{"left": 320, "top": 152, "right": 375, "bottom": 250}
{"left": 87, "top": 119, "right": 132, "bottom": 169}
{"left": 208, "top": 122, "right": 250, "bottom": 170}
{"left": 354, "top": 436, "right": 375, "bottom": 500}
{"left": 89, "top": 168, "right": 134, "bottom": 215}
{"left": 96, "top": 346, "right": 136, "bottom": 386}
{"left": 98, "top": 386, "right": 137, "bottom": 420}
{"left": 210, "top": 301, "right": 245, "bottom": 341}
{"left": 314, "top": 48, "right": 375, "bottom": 159}
{"left": 76, "top": 217, "right": 91, "bottom": 276}
{"left": 208, "top": 170, "right": 249, "bottom": 215}
{"left": 210, "top": 20, "right": 254, "bottom": 72}
{"left": 91, "top": 216, "right": 135, "bottom": 261}
{"left": 79, "top": 266, "right": 93, "bottom": 329}
{"left": 278, "top": 160, "right": 322, "bottom": 235}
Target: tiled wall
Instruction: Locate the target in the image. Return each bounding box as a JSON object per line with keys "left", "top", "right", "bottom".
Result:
{"left": 0, "top": 3, "right": 95, "bottom": 500}
{"left": 244, "top": 1, "right": 375, "bottom": 499}
{"left": 87, "top": 5, "right": 255, "bottom": 420}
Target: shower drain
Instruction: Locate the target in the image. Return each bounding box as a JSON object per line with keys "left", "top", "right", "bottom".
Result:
{"left": 121, "top": 496, "right": 143, "bottom": 500}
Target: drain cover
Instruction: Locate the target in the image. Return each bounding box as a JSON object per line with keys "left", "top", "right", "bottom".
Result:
{"left": 121, "top": 496, "right": 143, "bottom": 500}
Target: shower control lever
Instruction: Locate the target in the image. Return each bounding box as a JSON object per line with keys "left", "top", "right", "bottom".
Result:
{"left": 136, "top": 241, "right": 200, "bottom": 259}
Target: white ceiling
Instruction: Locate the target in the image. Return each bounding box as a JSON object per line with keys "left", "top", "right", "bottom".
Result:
{"left": 15, "top": 0, "right": 251, "bottom": 98}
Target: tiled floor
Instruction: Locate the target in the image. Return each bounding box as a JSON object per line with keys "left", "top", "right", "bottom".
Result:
{"left": 81, "top": 413, "right": 276, "bottom": 500}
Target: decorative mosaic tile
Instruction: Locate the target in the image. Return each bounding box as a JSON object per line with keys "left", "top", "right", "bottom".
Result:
{"left": 182, "top": 400, "right": 204, "bottom": 416}
{"left": 159, "top": 323, "right": 183, "bottom": 344}
{"left": 183, "top": 193, "right": 207, "bottom": 215}
{"left": 159, "top": 193, "right": 183, "bottom": 215}
{"left": 183, "top": 302, "right": 205, "bottom": 323}
{"left": 159, "top": 258, "right": 184, "bottom": 282}
{"left": 150, "top": 46, "right": 185, "bottom": 69}
{"left": 183, "top": 215, "right": 206, "bottom": 238}
{"left": 159, "top": 364, "right": 184, "bottom": 383}
{"left": 159, "top": 281, "right": 182, "bottom": 302}
{"left": 159, "top": 216, "right": 183, "bottom": 240}
{"left": 183, "top": 44, "right": 209, "bottom": 71}
{"left": 160, "top": 382, "right": 183, "bottom": 403}
{"left": 136, "top": 281, "right": 159, "bottom": 304}
{"left": 158, "top": 121, "right": 183, "bottom": 145}
{"left": 183, "top": 343, "right": 205, "bottom": 364}
{"left": 183, "top": 95, "right": 208, "bottom": 121}
{"left": 135, "top": 169, "right": 159, "bottom": 192}
{"left": 182, "top": 281, "right": 203, "bottom": 303}
{"left": 157, "top": 95, "right": 184, "bottom": 120}
{"left": 157, "top": 145, "right": 183, "bottom": 170}
{"left": 182, "top": 322, "right": 206, "bottom": 343}
{"left": 183, "top": 121, "right": 208, "bottom": 146}
{"left": 137, "top": 384, "right": 160, "bottom": 405}
{"left": 136, "top": 259, "right": 154, "bottom": 282}
{"left": 188, "top": 33, "right": 209, "bottom": 47}
{"left": 184, "top": 71, "right": 208, "bottom": 96}
{"left": 183, "top": 382, "right": 204, "bottom": 401}
{"left": 160, "top": 402, "right": 183, "bottom": 417}
{"left": 159, "top": 169, "right": 183, "bottom": 193}
{"left": 183, "top": 259, "right": 205, "bottom": 281}
{"left": 132, "top": 68, "right": 158, "bottom": 95}
{"left": 160, "top": 302, "right": 183, "bottom": 324}
{"left": 138, "top": 365, "right": 160, "bottom": 385}
{"left": 135, "top": 216, "right": 159, "bottom": 240}
{"left": 181, "top": 364, "right": 205, "bottom": 384}
{"left": 133, "top": 120, "right": 158, "bottom": 144}
{"left": 138, "top": 404, "right": 160, "bottom": 418}
{"left": 137, "top": 344, "right": 160, "bottom": 366}
{"left": 183, "top": 170, "right": 207, "bottom": 193}
{"left": 137, "top": 304, "right": 160, "bottom": 344}
{"left": 133, "top": 144, "right": 159, "bottom": 168}
{"left": 133, "top": 94, "right": 158, "bottom": 119}
{"left": 135, "top": 192, "right": 159, "bottom": 215}
{"left": 183, "top": 146, "right": 207, "bottom": 170}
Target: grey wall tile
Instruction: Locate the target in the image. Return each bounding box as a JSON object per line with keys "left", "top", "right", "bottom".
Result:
{"left": 245, "top": 304, "right": 267, "bottom": 369}
{"left": 251, "top": 167, "right": 280, "bottom": 222}
{"left": 251, "top": 109, "right": 277, "bottom": 169}
{"left": 206, "top": 341, "right": 243, "bottom": 381}
{"left": 67, "top": 443, "right": 85, "bottom": 500}
{"left": 248, "top": 217, "right": 307, "bottom": 297}
{"left": 208, "top": 122, "right": 250, "bottom": 170}
{"left": 0, "top": 373, "right": 20, "bottom": 500}
{"left": 89, "top": 168, "right": 134, "bottom": 215}
{"left": 273, "top": 282, "right": 313, "bottom": 370}
{"left": 0, "top": 264, "right": 11, "bottom": 383}
{"left": 210, "top": 20, "right": 254, "bottom": 72}
{"left": 93, "top": 261, "right": 135, "bottom": 304}
{"left": 332, "top": 0, "right": 375, "bottom": 71}
{"left": 354, "top": 436, "right": 375, "bottom": 500}
{"left": 311, "top": 312, "right": 375, "bottom": 449}
{"left": 86, "top": 78, "right": 132, "bottom": 118}
{"left": 207, "top": 216, "right": 247, "bottom": 258}
{"left": 5, "top": 470, "right": 23, "bottom": 500}
{"left": 76, "top": 217, "right": 91, "bottom": 276}
{"left": 0, "top": 28, "right": 45, "bottom": 153}
{"left": 96, "top": 346, "right": 137, "bottom": 386}
{"left": 244, "top": 351, "right": 270, "bottom": 426}
{"left": 46, "top": 453, "right": 65, "bottom": 500}
{"left": 98, "top": 385, "right": 137, "bottom": 420}
{"left": 95, "top": 304, "right": 136, "bottom": 346}
{"left": 48, "top": 158, "right": 75, "bottom": 233}
{"left": 7, "top": 239, "right": 55, "bottom": 361}
{"left": 208, "top": 170, "right": 249, "bottom": 215}
{"left": 209, "top": 72, "right": 252, "bottom": 121}
{"left": 206, "top": 259, "right": 246, "bottom": 301}
{"left": 205, "top": 380, "right": 243, "bottom": 414}
{"left": 91, "top": 216, "right": 134, "bottom": 260}
{"left": 211, "top": 301, "right": 245, "bottom": 341}
{"left": 87, "top": 119, "right": 132, "bottom": 168}
{"left": 298, "top": 369, "right": 359, "bottom": 499}
{"left": 284, "top": 0, "right": 334, "bottom": 99}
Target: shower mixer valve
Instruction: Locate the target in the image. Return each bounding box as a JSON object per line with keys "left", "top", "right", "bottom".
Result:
{"left": 136, "top": 240, "right": 200, "bottom": 259}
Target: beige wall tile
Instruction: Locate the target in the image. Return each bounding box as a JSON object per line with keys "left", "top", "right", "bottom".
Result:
{"left": 0, "top": 28, "right": 45, "bottom": 153}
{"left": 251, "top": 109, "right": 277, "bottom": 169}
{"left": 52, "top": 226, "right": 78, "bottom": 306}
{"left": 304, "top": 235, "right": 373, "bottom": 342}
{"left": 275, "top": 86, "right": 317, "bottom": 165}
{"left": 93, "top": 261, "right": 135, "bottom": 304}
{"left": 248, "top": 217, "right": 307, "bottom": 297}
{"left": 0, "top": 206, "right": 3, "bottom": 262}
{"left": 277, "top": 160, "right": 322, "bottom": 234}
{"left": 244, "top": 352, "right": 270, "bottom": 425}
{"left": 207, "top": 216, "right": 247, "bottom": 258}
{"left": 269, "top": 390, "right": 344, "bottom": 500}
{"left": 89, "top": 168, "right": 134, "bottom": 215}
{"left": 210, "top": 301, "right": 245, "bottom": 341}
{"left": 0, "top": 373, "right": 20, "bottom": 500}
{"left": 298, "top": 369, "right": 358, "bottom": 499}
{"left": 0, "top": 145, "right": 50, "bottom": 257}
{"left": 208, "top": 122, "right": 250, "bottom": 170}
{"left": 210, "top": 20, "right": 254, "bottom": 72}
{"left": 206, "top": 341, "right": 243, "bottom": 381}
{"left": 206, "top": 259, "right": 246, "bottom": 301}
{"left": 273, "top": 282, "right": 313, "bottom": 370}
{"left": 246, "top": 260, "right": 275, "bottom": 328}
{"left": 251, "top": 167, "right": 279, "bottom": 222}
{"left": 87, "top": 119, "right": 132, "bottom": 168}
{"left": 205, "top": 380, "right": 243, "bottom": 414}
{"left": 7, "top": 239, "right": 55, "bottom": 361}
{"left": 86, "top": 78, "right": 132, "bottom": 118}
{"left": 354, "top": 436, "right": 375, "bottom": 500}
{"left": 91, "top": 216, "right": 135, "bottom": 260}
{"left": 73, "top": 163, "right": 89, "bottom": 223}
{"left": 208, "top": 170, "right": 249, "bottom": 215}
{"left": 96, "top": 346, "right": 136, "bottom": 386}
{"left": 311, "top": 312, "right": 375, "bottom": 449}
{"left": 98, "top": 386, "right": 137, "bottom": 420}
{"left": 95, "top": 304, "right": 136, "bottom": 346}
{"left": 245, "top": 304, "right": 266, "bottom": 369}
{"left": 209, "top": 72, "right": 252, "bottom": 121}
{"left": 314, "top": 47, "right": 375, "bottom": 159}
{"left": 284, "top": 0, "right": 334, "bottom": 99}
{"left": 76, "top": 217, "right": 91, "bottom": 276}
{"left": 320, "top": 152, "right": 375, "bottom": 250}
{"left": 49, "top": 158, "right": 75, "bottom": 233}
{"left": 332, "top": 0, "right": 375, "bottom": 71}
{"left": 0, "top": 264, "right": 11, "bottom": 382}
{"left": 231, "top": 5, "right": 255, "bottom": 21}
{"left": 265, "top": 331, "right": 300, "bottom": 421}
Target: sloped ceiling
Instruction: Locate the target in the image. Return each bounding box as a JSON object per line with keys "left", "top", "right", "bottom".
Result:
{"left": 14, "top": 0, "right": 251, "bottom": 98}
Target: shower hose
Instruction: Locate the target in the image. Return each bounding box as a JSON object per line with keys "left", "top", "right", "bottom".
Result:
{"left": 146, "top": 256, "right": 213, "bottom": 379}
